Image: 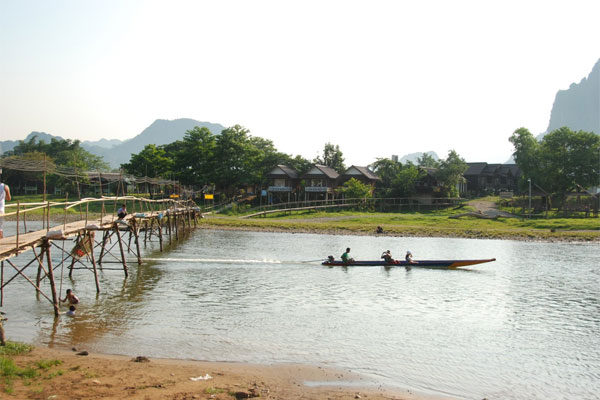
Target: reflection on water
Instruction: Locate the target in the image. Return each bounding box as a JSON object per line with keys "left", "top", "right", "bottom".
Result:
{"left": 2, "top": 228, "right": 599, "bottom": 399}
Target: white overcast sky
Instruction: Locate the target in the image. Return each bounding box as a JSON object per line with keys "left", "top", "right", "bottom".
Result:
{"left": 1, "top": 0, "right": 598, "bottom": 166}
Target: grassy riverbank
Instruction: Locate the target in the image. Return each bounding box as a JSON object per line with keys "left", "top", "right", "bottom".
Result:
{"left": 0, "top": 342, "right": 426, "bottom": 400}
{"left": 200, "top": 208, "right": 600, "bottom": 242}
{"left": 5, "top": 195, "right": 599, "bottom": 242}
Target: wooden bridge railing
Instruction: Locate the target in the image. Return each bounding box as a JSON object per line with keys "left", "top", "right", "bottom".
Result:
{"left": 0, "top": 196, "right": 198, "bottom": 256}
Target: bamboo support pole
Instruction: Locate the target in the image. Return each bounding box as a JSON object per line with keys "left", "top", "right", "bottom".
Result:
{"left": 167, "top": 213, "right": 172, "bottom": 245}
{"left": 68, "top": 242, "right": 77, "bottom": 278}
{"left": 174, "top": 211, "right": 179, "bottom": 241}
{"left": 23, "top": 205, "right": 27, "bottom": 233}
{"left": 44, "top": 242, "right": 60, "bottom": 317}
{"left": 16, "top": 201, "right": 20, "bottom": 250}
{"left": 6, "top": 257, "right": 53, "bottom": 305}
{"left": 35, "top": 246, "right": 46, "bottom": 288}
{"left": 98, "top": 230, "right": 109, "bottom": 266}
{"left": 149, "top": 218, "right": 154, "bottom": 242}
{"left": 143, "top": 220, "right": 148, "bottom": 245}
{"left": 132, "top": 220, "right": 142, "bottom": 265}
{"left": 114, "top": 224, "right": 129, "bottom": 278}
{"left": 87, "top": 232, "right": 100, "bottom": 293}
{"left": 127, "top": 229, "right": 133, "bottom": 254}
{"left": 158, "top": 223, "right": 163, "bottom": 252}
{"left": 43, "top": 154, "right": 47, "bottom": 203}
{"left": 63, "top": 193, "right": 68, "bottom": 231}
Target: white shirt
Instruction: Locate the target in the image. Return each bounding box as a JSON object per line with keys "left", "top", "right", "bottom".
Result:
{"left": 0, "top": 183, "right": 5, "bottom": 212}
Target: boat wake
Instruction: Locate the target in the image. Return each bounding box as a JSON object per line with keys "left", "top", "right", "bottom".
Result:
{"left": 142, "top": 257, "right": 282, "bottom": 264}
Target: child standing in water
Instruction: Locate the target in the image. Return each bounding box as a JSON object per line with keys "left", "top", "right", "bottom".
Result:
{"left": 60, "top": 289, "right": 79, "bottom": 305}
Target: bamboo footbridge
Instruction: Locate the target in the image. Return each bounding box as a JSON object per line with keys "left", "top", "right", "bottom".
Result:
{"left": 0, "top": 196, "right": 203, "bottom": 316}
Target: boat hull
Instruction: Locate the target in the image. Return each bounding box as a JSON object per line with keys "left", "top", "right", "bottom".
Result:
{"left": 321, "top": 258, "right": 496, "bottom": 269}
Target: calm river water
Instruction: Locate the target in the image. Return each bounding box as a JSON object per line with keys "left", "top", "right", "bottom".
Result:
{"left": 2, "top": 227, "right": 599, "bottom": 399}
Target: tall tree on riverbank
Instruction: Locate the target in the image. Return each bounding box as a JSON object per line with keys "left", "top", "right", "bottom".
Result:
{"left": 2, "top": 136, "right": 109, "bottom": 195}
{"left": 511, "top": 126, "right": 600, "bottom": 202}
{"left": 314, "top": 143, "right": 346, "bottom": 173}
{"left": 372, "top": 158, "right": 424, "bottom": 197}
{"left": 436, "top": 150, "right": 468, "bottom": 197}
{"left": 417, "top": 153, "right": 439, "bottom": 168}
{"left": 121, "top": 144, "right": 173, "bottom": 178}
{"left": 173, "top": 126, "right": 217, "bottom": 186}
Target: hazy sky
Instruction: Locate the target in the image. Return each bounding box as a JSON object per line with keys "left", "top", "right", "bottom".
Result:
{"left": 1, "top": 0, "right": 598, "bottom": 166}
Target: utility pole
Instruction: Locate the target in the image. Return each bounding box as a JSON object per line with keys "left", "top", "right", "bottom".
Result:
{"left": 528, "top": 178, "right": 532, "bottom": 218}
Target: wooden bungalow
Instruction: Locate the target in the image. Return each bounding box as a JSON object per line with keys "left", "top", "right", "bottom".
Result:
{"left": 415, "top": 167, "right": 442, "bottom": 195}
{"left": 464, "top": 163, "right": 521, "bottom": 196}
{"left": 300, "top": 164, "right": 339, "bottom": 201}
{"left": 266, "top": 164, "right": 300, "bottom": 204}
{"left": 413, "top": 167, "right": 467, "bottom": 201}
{"left": 338, "top": 165, "right": 381, "bottom": 193}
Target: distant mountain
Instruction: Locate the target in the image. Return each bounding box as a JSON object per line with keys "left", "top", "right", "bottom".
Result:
{"left": 399, "top": 151, "right": 439, "bottom": 165}
{"left": 0, "top": 131, "right": 65, "bottom": 155}
{"left": 0, "top": 119, "right": 226, "bottom": 169}
{"left": 82, "top": 138, "right": 123, "bottom": 149}
{"left": 91, "top": 119, "right": 225, "bottom": 168}
{"left": 543, "top": 58, "right": 599, "bottom": 137}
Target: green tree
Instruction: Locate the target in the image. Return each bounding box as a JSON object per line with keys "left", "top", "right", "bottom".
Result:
{"left": 10, "top": 136, "right": 108, "bottom": 171}
{"left": 372, "top": 158, "right": 403, "bottom": 197}
{"left": 314, "top": 143, "right": 346, "bottom": 173}
{"left": 4, "top": 136, "right": 109, "bottom": 196}
{"left": 372, "top": 158, "right": 424, "bottom": 197}
{"left": 417, "top": 153, "right": 439, "bottom": 168}
{"left": 395, "top": 165, "right": 424, "bottom": 197}
{"left": 121, "top": 144, "right": 173, "bottom": 178}
{"left": 509, "top": 126, "right": 600, "bottom": 202}
{"left": 436, "top": 150, "right": 467, "bottom": 197}
{"left": 213, "top": 125, "right": 259, "bottom": 195}
{"left": 539, "top": 127, "right": 600, "bottom": 200}
{"left": 336, "top": 178, "right": 373, "bottom": 199}
{"left": 283, "top": 154, "right": 312, "bottom": 175}
{"left": 173, "top": 127, "right": 217, "bottom": 186}
{"left": 509, "top": 127, "right": 542, "bottom": 187}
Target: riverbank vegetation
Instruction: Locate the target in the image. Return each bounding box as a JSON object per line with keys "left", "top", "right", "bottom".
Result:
{"left": 201, "top": 206, "right": 600, "bottom": 242}
{"left": 0, "top": 341, "right": 66, "bottom": 395}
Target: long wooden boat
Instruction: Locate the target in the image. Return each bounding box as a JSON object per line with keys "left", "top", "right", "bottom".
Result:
{"left": 321, "top": 258, "right": 496, "bottom": 269}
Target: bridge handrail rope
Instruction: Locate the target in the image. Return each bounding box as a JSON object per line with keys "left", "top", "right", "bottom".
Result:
{"left": 0, "top": 196, "right": 192, "bottom": 217}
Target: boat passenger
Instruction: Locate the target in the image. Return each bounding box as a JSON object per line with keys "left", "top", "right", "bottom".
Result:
{"left": 341, "top": 248, "right": 354, "bottom": 264}
{"left": 381, "top": 250, "right": 393, "bottom": 263}
{"left": 405, "top": 251, "right": 417, "bottom": 264}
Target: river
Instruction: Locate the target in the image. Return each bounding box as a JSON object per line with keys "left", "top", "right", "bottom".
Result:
{"left": 2, "top": 227, "right": 599, "bottom": 399}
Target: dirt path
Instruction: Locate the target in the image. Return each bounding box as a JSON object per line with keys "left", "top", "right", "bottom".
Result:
{"left": 467, "top": 200, "right": 518, "bottom": 218}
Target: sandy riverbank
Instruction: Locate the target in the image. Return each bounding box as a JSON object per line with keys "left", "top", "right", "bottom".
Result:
{"left": 5, "top": 346, "right": 449, "bottom": 400}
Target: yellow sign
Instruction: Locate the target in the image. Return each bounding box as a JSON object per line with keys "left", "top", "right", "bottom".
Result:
{"left": 169, "top": 194, "right": 180, "bottom": 199}
{"left": 204, "top": 194, "right": 214, "bottom": 200}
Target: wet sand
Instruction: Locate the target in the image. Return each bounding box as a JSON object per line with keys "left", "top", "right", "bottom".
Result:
{"left": 5, "top": 346, "right": 452, "bottom": 400}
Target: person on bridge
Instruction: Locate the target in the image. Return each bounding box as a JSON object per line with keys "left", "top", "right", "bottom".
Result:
{"left": 0, "top": 171, "right": 12, "bottom": 239}
{"left": 117, "top": 204, "right": 127, "bottom": 219}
